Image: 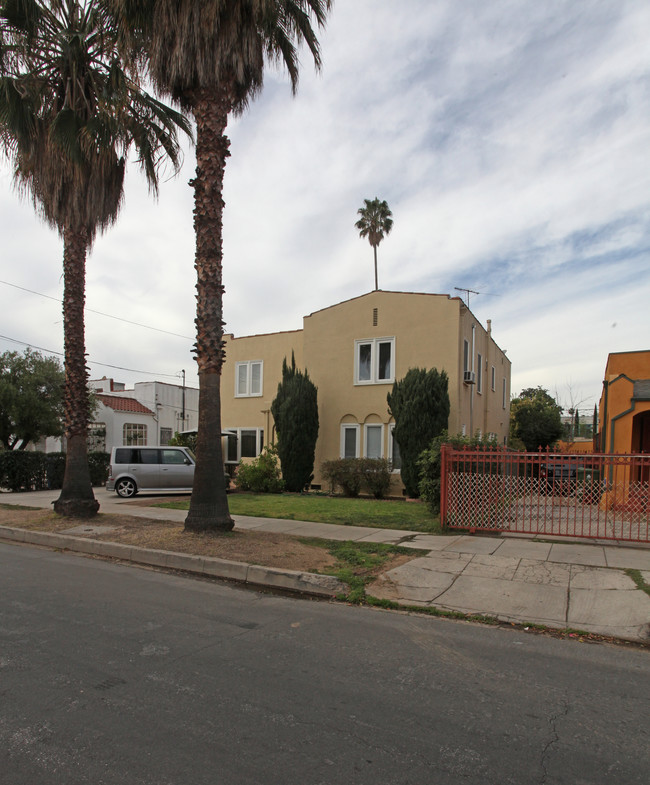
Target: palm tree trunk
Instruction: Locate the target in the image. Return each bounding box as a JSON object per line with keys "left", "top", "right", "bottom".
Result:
{"left": 373, "top": 244, "right": 378, "bottom": 291}
{"left": 184, "top": 85, "right": 233, "bottom": 532}
{"left": 53, "top": 226, "right": 99, "bottom": 517}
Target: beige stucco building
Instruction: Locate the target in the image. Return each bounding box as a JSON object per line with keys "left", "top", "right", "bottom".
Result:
{"left": 222, "top": 290, "right": 511, "bottom": 493}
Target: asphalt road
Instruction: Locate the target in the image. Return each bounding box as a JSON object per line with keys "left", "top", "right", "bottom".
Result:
{"left": 1, "top": 542, "right": 648, "bottom": 785}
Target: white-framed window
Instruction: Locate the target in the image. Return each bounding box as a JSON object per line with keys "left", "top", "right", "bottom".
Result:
{"left": 340, "top": 424, "right": 360, "bottom": 459}
{"left": 462, "top": 424, "right": 467, "bottom": 436}
{"left": 364, "top": 424, "right": 384, "bottom": 459}
{"left": 477, "top": 353, "right": 483, "bottom": 393}
{"left": 160, "top": 427, "right": 172, "bottom": 446}
{"left": 502, "top": 378, "right": 507, "bottom": 409}
{"left": 388, "top": 424, "right": 401, "bottom": 471}
{"left": 224, "top": 427, "right": 264, "bottom": 462}
{"left": 235, "top": 361, "right": 263, "bottom": 397}
{"left": 491, "top": 365, "right": 496, "bottom": 392}
{"left": 123, "top": 423, "right": 147, "bottom": 446}
{"left": 354, "top": 337, "right": 395, "bottom": 384}
{"left": 463, "top": 340, "right": 470, "bottom": 374}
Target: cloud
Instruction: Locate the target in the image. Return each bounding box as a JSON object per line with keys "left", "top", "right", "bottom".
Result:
{"left": 0, "top": 0, "right": 647, "bottom": 412}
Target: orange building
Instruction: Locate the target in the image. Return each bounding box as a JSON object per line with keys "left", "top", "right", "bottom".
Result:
{"left": 598, "top": 351, "right": 650, "bottom": 506}
{"left": 599, "top": 350, "right": 650, "bottom": 455}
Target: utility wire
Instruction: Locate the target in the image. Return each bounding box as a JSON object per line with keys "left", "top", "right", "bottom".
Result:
{"left": 0, "top": 279, "right": 193, "bottom": 340}
{"left": 0, "top": 333, "right": 182, "bottom": 379}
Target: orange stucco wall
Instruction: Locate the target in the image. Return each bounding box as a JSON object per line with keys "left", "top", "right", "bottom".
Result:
{"left": 598, "top": 350, "right": 650, "bottom": 454}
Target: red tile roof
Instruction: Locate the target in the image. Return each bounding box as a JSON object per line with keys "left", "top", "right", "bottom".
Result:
{"left": 96, "top": 394, "right": 154, "bottom": 414}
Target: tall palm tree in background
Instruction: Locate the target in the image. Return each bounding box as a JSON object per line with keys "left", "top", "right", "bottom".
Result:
{"left": 110, "top": 0, "right": 332, "bottom": 532}
{"left": 0, "top": 0, "right": 190, "bottom": 516}
{"left": 355, "top": 197, "right": 393, "bottom": 291}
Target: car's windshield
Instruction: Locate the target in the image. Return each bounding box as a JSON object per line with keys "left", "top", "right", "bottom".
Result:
{"left": 185, "top": 449, "right": 196, "bottom": 461}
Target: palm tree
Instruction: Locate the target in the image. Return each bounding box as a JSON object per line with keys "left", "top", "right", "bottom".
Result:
{"left": 109, "top": 0, "right": 332, "bottom": 532}
{"left": 355, "top": 197, "right": 393, "bottom": 291}
{"left": 0, "top": 0, "right": 190, "bottom": 517}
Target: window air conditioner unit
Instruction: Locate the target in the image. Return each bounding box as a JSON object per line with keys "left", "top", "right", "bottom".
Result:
{"left": 463, "top": 371, "right": 476, "bottom": 384}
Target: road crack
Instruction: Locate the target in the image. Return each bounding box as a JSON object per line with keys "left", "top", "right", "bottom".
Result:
{"left": 540, "top": 695, "right": 569, "bottom": 784}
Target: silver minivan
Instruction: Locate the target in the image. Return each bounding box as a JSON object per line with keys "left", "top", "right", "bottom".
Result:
{"left": 107, "top": 446, "right": 196, "bottom": 497}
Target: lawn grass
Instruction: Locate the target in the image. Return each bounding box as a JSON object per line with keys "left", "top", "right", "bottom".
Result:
{"left": 155, "top": 492, "right": 441, "bottom": 533}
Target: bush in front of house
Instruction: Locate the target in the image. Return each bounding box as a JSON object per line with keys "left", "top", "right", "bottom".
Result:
{"left": 418, "top": 431, "right": 498, "bottom": 515}
{"left": 235, "top": 446, "right": 285, "bottom": 493}
{"left": 358, "top": 458, "right": 392, "bottom": 499}
{"left": 321, "top": 458, "right": 392, "bottom": 498}
{"left": 271, "top": 353, "right": 319, "bottom": 492}
{"left": 387, "top": 367, "right": 450, "bottom": 497}
{"left": 321, "top": 458, "right": 363, "bottom": 497}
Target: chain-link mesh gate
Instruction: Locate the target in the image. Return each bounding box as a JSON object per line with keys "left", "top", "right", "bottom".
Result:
{"left": 440, "top": 446, "right": 650, "bottom": 543}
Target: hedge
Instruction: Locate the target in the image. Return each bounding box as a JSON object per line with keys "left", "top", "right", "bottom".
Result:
{"left": 0, "top": 451, "right": 110, "bottom": 492}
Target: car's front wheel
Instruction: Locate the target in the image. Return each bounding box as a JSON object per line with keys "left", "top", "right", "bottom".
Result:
{"left": 115, "top": 478, "right": 137, "bottom": 498}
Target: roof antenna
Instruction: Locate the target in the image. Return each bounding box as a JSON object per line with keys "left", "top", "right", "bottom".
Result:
{"left": 454, "top": 287, "right": 480, "bottom": 308}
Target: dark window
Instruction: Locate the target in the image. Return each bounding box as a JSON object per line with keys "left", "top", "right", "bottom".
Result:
{"left": 115, "top": 448, "right": 137, "bottom": 464}
{"left": 240, "top": 430, "right": 257, "bottom": 458}
{"left": 378, "top": 341, "right": 392, "bottom": 380}
{"left": 227, "top": 434, "right": 238, "bottom": 463}
{"left": 139, "top": 450, "right": 159, "bottom": 464}
{"left": 391, "top": 430, "right": 402, "bottom": 471}
{"left": 343, "top": 427, "right": 357, "bottom": 459}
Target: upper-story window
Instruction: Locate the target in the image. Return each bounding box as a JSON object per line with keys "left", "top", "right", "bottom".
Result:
{"left": 477, "top": 353, "right": 483, "bottom": 393}
{"left": 235, "top": 361, "right": 263, "bottom": 397}
{"left": 354, "top": 338, "right": 395, "bottom": 384}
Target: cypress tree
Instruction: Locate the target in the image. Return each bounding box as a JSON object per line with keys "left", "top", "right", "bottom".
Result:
{"left": 271, "top": 353, "right": 319, "bottom": 492}
{"left": 387, "top": 367, "right": 450, "bottom": 497}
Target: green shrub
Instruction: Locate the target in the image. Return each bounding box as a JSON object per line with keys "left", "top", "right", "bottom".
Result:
{"left": 358, "top": 458, "right": 392, "bottom": 499}
{"left": 45, "top": 452, "right": 66, "bottom": 489}
{"left": 387, "top": 367, "right": 450, "bottom": 497}
{"left": 0, "top": 450, "right": 109, "bottom": 492}
{"left": 235, "top": 446, "right": 284, "bottom": 493}
{"left": 0, "top": 451, "right": 45, "bottom": 491}
{"left": 321, "top": 458, "right": 392, "bottom": 498}
{"left": 168, "top": 431, "right": 197, "bottom": 452}
{"left": 271, "top": 354, "right": 319, "bottom": 492}
{"left": 418, "top": 431, "right": 499, "bottom": 514}
{"left": 88, "top": 452, "right": 110, "bottom": 486}
{"left": 321, "top": 458, "right": 363, "bottom": 497}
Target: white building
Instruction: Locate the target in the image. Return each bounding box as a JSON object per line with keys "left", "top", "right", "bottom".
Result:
{"left": 87, "top": 378, "right": 199, "bottom": 452}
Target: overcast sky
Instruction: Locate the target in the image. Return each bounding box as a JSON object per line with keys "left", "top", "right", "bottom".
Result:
{"left": 1, "top": 0, "right": 648, "bottom": 414}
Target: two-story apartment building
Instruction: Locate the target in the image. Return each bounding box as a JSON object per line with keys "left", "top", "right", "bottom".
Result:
{"left": 221, "top": 290, "right": 511, "bottom": 493}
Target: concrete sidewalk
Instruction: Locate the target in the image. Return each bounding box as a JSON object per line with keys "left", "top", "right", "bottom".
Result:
{"left": 3, "top": 489, "right": 650, "bottom": 643}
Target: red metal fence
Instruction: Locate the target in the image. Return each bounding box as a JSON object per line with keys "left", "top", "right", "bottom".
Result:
{"left": 440, "top": 446, "right": 650, "bottom": 543}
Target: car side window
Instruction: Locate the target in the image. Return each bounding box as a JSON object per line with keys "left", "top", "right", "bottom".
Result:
{"left": 161, "top": 449, "right": 188, "bottom": 465}
{"left": 139, "top": 450, "right": 160, "bottom": 464}
{"left": 115, "top": 448, "right": 138, "bottom": 464}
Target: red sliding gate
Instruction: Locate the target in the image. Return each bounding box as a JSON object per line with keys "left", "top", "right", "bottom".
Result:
{"left": 440, "top": 446, "right": 650, "bottom": 543}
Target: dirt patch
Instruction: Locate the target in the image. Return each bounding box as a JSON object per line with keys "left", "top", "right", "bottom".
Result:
{"left": 0, "top": 506, "right": 411, "bottom": 576}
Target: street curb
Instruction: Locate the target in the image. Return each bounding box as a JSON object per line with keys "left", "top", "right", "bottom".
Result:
{"left": 0, "top": 526, "right": 348, "bottom": 598}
